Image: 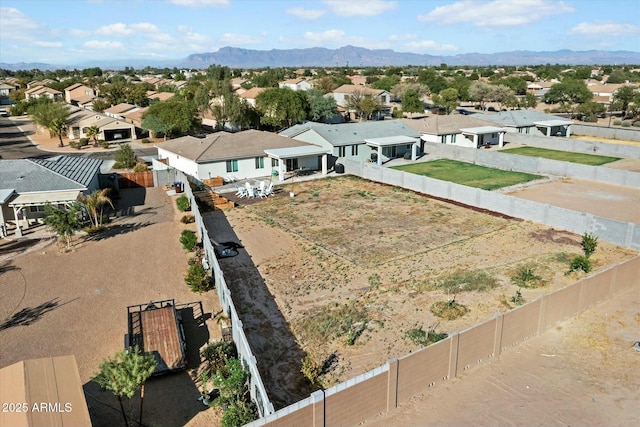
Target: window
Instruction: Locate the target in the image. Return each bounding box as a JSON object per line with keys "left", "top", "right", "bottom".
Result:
{"left": 29, "top": 205, "right": 46, "bottom": 213}
{"left": 351, "top": 145, "right": 358, "bottom": 156}
{"left": 338, "top": 146, "right": 346, "bottom": 157}
{"left": 451, "top": 134, "right": 457, "bottom": 143}
{"left": 492, "top": 133, "right": 497, "bottom": 138}
{"left": 226, "top": 159, "right": 238, "bottom": 173}
{"left": 255, "top": 156, "right": 265, "bottom": 169}
{"left": 271, "top": 158, "right": 279, "bottom": 167}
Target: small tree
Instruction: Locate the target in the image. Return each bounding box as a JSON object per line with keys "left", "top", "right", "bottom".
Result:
{"left": 93, "top": 346, "right": 156, "bottom": 427}
{"left": 49, "top": 118, "right": 67, "bottom": 147}
{"left": 78, "top": 188, "right": 114, "bottom": 228}
{"left": 113, "top": 144, "right": 137, "bottom": 169}
{"left": 581, "top": 232, "right": 598, "bottom": 258}
{"left": 176, "top": 195, "right": 190, "bottom": 212}
{"left": 185, "top": 258, "right": 210, "bottom": 292}
{"left": 43, "top": 202, "right": 82, "bottom": 249}
{"left": 180, "top": 229, "right": 197, "bottom": 251}
{"left": 86, "top": 125, "right": 100, "bottom": 147}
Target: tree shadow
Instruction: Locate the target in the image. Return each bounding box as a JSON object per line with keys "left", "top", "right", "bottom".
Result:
{"left": 84, "top": 371, "right": 208, "bottom": 427}
{"left": 203, "top": 210, "right": 311, "bottom": 410}
{"left": 0, "top": 261, "right": 19, "bottom": 275}
{"left": 82, "top": 222, "right": 153, "bottom": 242}
{"left": 0, "top": 298, "right": 69, "bottom": 331}
{"left": 0, "top": 238, "right": 41, "bottom": 256}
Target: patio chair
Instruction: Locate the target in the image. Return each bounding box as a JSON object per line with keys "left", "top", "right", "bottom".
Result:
{"left": 235, "top": 184, "right": 248, "bottom": 198}
{"left": 263, "top": 183, "right": 274, "bottom": 196}
{"left": 245, "top": 182, "right": 255, "bottom": 198}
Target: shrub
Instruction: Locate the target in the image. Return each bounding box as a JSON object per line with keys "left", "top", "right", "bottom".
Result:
{"left": 99, "top": 140, "right": 109, "bottom": 148}
{"left": 613, "top": 119, "right": 622, "bottom": 126}
{"left": 404, "top": 325, "right": 448, "bottom": 347}
{"left": 180, "top": 229, "right": 197, "bottom": 251}
{"left": 511, "top": 289, "right": 525, "bottom": 306}
{"left": 83, "top": 225, "right": 107, "bottom": 234}
{"left": 201, "top": 341, "right": 237, "bottom": 374}
{"left": 69, "top": 140, "right": 82, "bottom": 149}
{"left": 621, "top": 121, "right": 631, "bottom": 127}
{"left": 141, "top": 138, "right": 151, "bottom": 143}
{"left": 300, "top": 353, "right": 322, "bottom": 386}
{"left": 511, "top": 263, "right": 545, "bottom": 288}
{"left": 437, "top": 269, "right": 497, "bottom": 293}
{"left": 185, "top": 258, "right": 211, "bottom": 292}
{"left": 567, "top": 255, "right": 592, "bottom": 274}
{"left": 581, "top": 233, "right": 598, "bottom": 258}
{"left": 79, "top": 137, "right": 89, "bottom": 146}
{"left": 181, "top": 215, "right": 195, "bottom": 224}
{"left": 132, "top": 162, "right": 148, "bottom": 172}
{"left": 221, "top": 401, "right": 257, "bottom": 427}
{"left": 430, "top": 299, "right": 469, "bottom": 320}
{"left": 632, "top": 121, "right": 640, "bottom": 128}
{"left": 176, "top": 195, "right": 190, "bottom": 212}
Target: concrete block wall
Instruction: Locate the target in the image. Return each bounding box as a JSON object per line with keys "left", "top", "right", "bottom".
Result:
{"left": 571, "top": 124, "right": 640, "bottom": 144}
{"left": 504, "top": 130, "right": 640, "bottom": 157}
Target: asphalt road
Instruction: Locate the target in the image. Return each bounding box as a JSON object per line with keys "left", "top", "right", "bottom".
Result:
{"left": 0, "top": 117, "right": 158, "bottom": 160}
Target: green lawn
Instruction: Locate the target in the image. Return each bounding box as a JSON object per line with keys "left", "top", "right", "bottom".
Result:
{"left": 391, "top": 159, "right": 543, "bottom": 190}
{"left": 501, "top": 146, "right": 621, "bottom": 165}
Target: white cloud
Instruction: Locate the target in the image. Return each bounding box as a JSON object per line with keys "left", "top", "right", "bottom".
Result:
{"left": 303, "top": 30, "right": 346, "bottom": 43}
{"left": 418, "top": 0, "right": 574, "bottom": 27}
{"left": 177, "top": 26, "right": 211, "bottom": 44}
{"left": 169, "top": 0, "right": 229, "bottom": 7}
{"left": 70, "top": 29, "right": 91, "bottom": 38}
{"left": 219, "top": 33, "right": 263, "bottom": 45}
{"left": 323, "top": 0, "right": 397, "bottom": 17}
{"left": 286, "top": 7, "right": 326, "bottom": 20}
{"left": 0, "top": 7, "right": 39, "bottom": 39}
{"left": 130, "top": 22, "right": 161, "bottom": 33}
{"left": 388, "top": 34, "right": 417, "bottom": 42}
{"left": 33, "top": 41, "right": 63, "bottom": 48}
{"left": 95, "top": 23, "right": 133, "bottom": 37}
{"left": 568, "top": 21, "right": 640, "bottom": 37}
{"left": 83, "top": 40, "right": 124, "bottom": 50}
{"left": 404, "top": 40, "right": 459, "bottom": 52}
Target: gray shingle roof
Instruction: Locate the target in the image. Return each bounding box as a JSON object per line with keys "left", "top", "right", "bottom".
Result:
{"left": 470, "top": 110, "right": 570, "bottom": 127}
{"left": 279, "top": 120, "right": 421, "bottom": 146}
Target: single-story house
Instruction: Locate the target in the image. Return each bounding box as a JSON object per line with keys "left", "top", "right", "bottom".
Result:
{"left": 72, "top": 114, "right": 137, "bottom": 142}
{"left": 279, "top": 120, "right": 421, "bottom": 165}
{"left": 470, "top": 110, "right": 573, "bottom": 137}
{"left": 0, "top": 156, "right": 102, "bottom": 236}
{"left": 104, "top": 103, "right": 140, "bottom": 120}
{"left": 0, "top": 82, "right": 16, "bottom": 97}
{"left": 156, "top": 129, "right": 331, "bottom": 182}
{"left": 278, "top": 78, "right": 312, "bottom": 91}
{"left": 0, "top": 355, "right": 92, "bottom": 427}
{"left": 402, "top": 115, "right": 506, "bottom": 148}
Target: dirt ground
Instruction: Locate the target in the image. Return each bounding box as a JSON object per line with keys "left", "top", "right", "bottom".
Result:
{"left": 506, "top": 178, "right": 640, "bottom": 224}
{"left": 362, "top": 286, "right": 640, "bottom": 427}
{"left": 218, "top": 176, "right": 637, "bottom": 409}
{"left": 0, "top": 187, "right": 223, "bottom": 427}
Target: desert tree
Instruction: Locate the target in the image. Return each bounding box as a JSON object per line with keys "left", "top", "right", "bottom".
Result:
{"left": 85, "top": 125, "right": 100, "bottom": 147}
{"left": 78, "top": 189, "right": 114, "bottom": 228}
{"left": 43, "top": 202, "right": 82, "bottom": 249}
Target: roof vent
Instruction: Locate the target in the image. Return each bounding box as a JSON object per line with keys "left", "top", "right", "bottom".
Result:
{"left": 17, "top": 175, "right": 24, "bottom": 180}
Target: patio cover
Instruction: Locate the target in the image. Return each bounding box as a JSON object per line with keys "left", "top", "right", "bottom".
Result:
{"left": 0, "top": 188, "right": 15, "bottom": 204}
{"left": 364, "top": 135, "right": 419, "bottom": 147}
{"left": 8, "top": 190, "right": 81, "bottom": 207}
{"left": 0, "top": 355, "right": 92, "bottom": 427}
{"left": 459, "top": 126, "right": 505, "bottom": 135}
{"left": 533, "top": 119, "right": 573, "bottom": 127}
{"left": 263, "top": 145, "right": 330, "bottom": 159}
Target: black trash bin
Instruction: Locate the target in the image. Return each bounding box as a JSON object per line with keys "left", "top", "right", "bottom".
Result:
{"left": 335, "top": 163, "right": 345, "bottom": 174}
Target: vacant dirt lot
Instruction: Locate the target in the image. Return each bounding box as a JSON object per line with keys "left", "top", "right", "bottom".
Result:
{"left": 0, "top": 187, "right": 223, "bottom": 427}
{"left": 507, "top": 178, "right": 640, "bottom": 224}
{"left": 219, "top": 176, "right": 637, "bottom": 407}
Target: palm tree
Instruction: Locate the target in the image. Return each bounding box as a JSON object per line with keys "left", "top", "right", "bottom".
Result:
{"left": 49, "top": 118, "right": 67, "bottom": 147}
{"left": 78, "top": 189, "right": 114, "bottom": 228}
{"left": 86, "top": 125, "right": 100, "bottom": 147}
{"left": 43, "top": 202, "right": 82, "bottom": 249}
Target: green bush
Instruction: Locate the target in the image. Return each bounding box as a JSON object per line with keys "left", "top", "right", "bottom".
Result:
{"left": 201, "top": 341, "right": 237, "bottom": 374}
{"left": 185, "top": 258, "right": 211, "bottom": 292}
{"left": 511, "top": 263, "right": 545, "bottom": 288}
{"left": 613, "top": 119, "right": 622, "bottom": 126}
{"left": 141, "top": 138, "right": 151, "bottom": 143}
{"left": 567, "top": 255, "right": 592, "bottom": 274}
{"left": 180, "top": 229, "right": 197, "bottom": 251}
{"left": 437, "top": 269, "right": 497, "bottom": 292}
{"left": 430, "top": 299, "right": 469, "bottom": 320}
{"left": 404, "top": 325, "right": 448, "bottom": 347}
{"left": 581, "top": 233, "right": 598, "bottom": 258}
{"left": 176, "top": 195, "right": 190, "bottom": 212}
{"left": 132, "top": 162, "right": 148, "bottom": 172}
{"left": 99, "top": 140, "right": 109, "bottom": 148}
{"left": 621, "top": 121, "right": 631, "bottom": 127}
{"left": 221, "top": 401, "right": 257, "bottom": 427}
{"left": 69, "top": 140, "right": 82, "bottom": 149}
{"left": 632, "top": 121, "right": 640, "bottom": 127}
{"left": 79, "top": 137, "right": 89, "bottom": 146}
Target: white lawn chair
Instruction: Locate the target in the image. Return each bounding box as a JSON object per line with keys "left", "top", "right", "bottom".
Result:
{"left": 245, "top": 182, "right": 255, "bottom": 198}
{"left": 235, "top": 184, "right": 248, "bottom": 198}
{"left": 265, "top": 182, "right": 274, "bottom": 196}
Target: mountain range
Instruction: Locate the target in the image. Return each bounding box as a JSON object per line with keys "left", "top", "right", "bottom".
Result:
{"left": 2, "top": 46, "right": 639, "bottom": 71}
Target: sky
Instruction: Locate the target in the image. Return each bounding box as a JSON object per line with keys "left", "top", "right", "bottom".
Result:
{"left": 1, "top": 0, "right": 639, "bottom": 65}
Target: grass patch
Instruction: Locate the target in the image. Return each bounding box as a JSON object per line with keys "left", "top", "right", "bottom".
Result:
{"left": 502, "top": 146, "right": 621, "bottom": 166}
{"left": 510, "top": 263, "right": 546, "bottom": 288}
{"left": 430, "top": 300, "right": 469, "bottom": 320}
{"left": 404, "top": 324, "right": 448, "bottom": 347}
{"left": 437, "top": 269, "right": 498, "bottom": 293}
{"left": 392, "top": 159, "right": 542, "bottom": 190}
{"left": 297, "top": 302, "right": 369, "bottom": 345}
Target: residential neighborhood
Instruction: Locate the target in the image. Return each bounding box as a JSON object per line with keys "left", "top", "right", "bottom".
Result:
{"left": 1, "top": 1, "right": 639, "bottom": 426}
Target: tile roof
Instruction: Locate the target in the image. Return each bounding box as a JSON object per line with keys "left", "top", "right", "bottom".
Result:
{"left": 280, "top": 120, "right": 420, "bottom": 146}
{"left": 333, "top": 84, "right": 386, "bottom": 95}
{"left": 238, "top": 87, "right": 265, "bottom": 99}
{"left": 158, "top": 129, "right": 316, "bottom": 162}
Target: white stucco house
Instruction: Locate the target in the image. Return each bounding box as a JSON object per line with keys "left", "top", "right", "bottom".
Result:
{"left": 156, "top": 130, "right": 331, "bottom": 182}
{"left": 402, "top": 116, "right": 506, "bottom": 148}
{"left": 278, "top": 79, "right": 312, "bottom": 91}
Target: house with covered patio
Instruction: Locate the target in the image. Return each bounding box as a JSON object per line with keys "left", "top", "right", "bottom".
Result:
{"left": 402, "top": 115, "right": 506, "bottom": 148}
{"left": 0, "top": 156, "right": 102, "bottom": 237}
{"left": 279, "top": 120, "right": 422, "bottom": 166}
{"left": 471, "top": 110, "right": 573, "bottom": 137}
{"left": 155, "top": 130, "right": 331, "bottom": 183}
